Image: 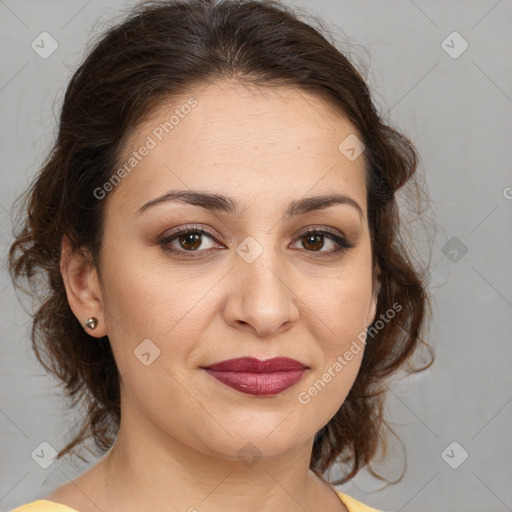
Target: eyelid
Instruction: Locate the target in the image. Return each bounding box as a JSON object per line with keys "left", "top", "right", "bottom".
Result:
{"left": 159, "top": 223, "right": 355, "bottom": 257}
{"left": 162, "top": 223, "right": 220, "bottom": 241}
{"left": 162, "top": 223, "right": 349, "bottom": 242}
{"left": 295, "top": 224, "right": 347, "bottom": 241}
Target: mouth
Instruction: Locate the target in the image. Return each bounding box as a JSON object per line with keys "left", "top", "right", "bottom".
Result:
{"left": 202, "top": 357, "right": 309, "bottom": 397}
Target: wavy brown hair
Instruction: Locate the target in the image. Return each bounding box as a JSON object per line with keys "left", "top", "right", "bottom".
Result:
{"left": 8, "top": 0, "right": 434, "bottom": 485}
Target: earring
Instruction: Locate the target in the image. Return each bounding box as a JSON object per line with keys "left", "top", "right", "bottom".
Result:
{"left": 84, "top": 317, "right": 98, "bottom": 330}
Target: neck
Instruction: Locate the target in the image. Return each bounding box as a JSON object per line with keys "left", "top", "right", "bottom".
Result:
{"left": 96, "top": 409, "right": 344, "bottom": 512}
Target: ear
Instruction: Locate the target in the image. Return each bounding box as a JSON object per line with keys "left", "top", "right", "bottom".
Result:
{"left": 60, "top": 234, "right": 106, "bottom": 338}
{"left": 366, "top": 266, "right": 381, "bottom": 326}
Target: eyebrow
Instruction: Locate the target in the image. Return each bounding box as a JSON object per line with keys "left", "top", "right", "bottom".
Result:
{"left": 136, "top": 189, "right": 364, "bottom": 220}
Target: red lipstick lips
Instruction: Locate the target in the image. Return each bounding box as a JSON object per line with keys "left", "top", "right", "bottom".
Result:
{"left": 204, "top": 357, "right": 308, "bottom": 396}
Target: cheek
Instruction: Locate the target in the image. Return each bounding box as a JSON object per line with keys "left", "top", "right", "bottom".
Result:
{"left": 99, "top": 240, "right": 190, "bottom": 334}
{"left": 118, "top": 356, "right": 209, "bottom": 451}
{"left": 308, "top": 260, "right": 374, "bottom": 346}
{"left": 299, "top": 258, "right": 373, "bottom": 403}
{"left": 294, "top": 309, "right": 365, "bottom": 436}
{"left": 99, "top": 251, "right": 218, "bottom": 380}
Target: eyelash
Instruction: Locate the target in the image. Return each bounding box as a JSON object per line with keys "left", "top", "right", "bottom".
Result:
{"left": 159, "top": 224, "right": 355, "bottom": 259}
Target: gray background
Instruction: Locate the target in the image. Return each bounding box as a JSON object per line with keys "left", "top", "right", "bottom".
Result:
{"left": 1, "top": 0, "right": 511, "bottom": 511}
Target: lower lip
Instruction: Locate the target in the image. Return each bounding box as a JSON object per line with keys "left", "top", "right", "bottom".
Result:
{"left": 204, "top": 369, "right": 307, "bottom": 396}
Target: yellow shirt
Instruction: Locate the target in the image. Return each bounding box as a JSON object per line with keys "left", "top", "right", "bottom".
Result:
{"left": 9, "top": 492, "right": 382, "bottom": 511}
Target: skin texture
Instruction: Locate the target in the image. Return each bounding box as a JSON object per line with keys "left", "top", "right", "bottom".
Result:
{"left": 53, "top": 79, "right": 378, "bottom": 512}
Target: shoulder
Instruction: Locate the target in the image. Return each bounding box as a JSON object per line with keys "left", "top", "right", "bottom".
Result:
{"left": 8, "top": 500, "right": 81, "bottom": 512}
{"left": 337, "top": 491, "right": 385, "bottom": 512}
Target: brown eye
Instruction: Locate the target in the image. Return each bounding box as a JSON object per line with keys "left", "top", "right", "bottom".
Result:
{"left": 301, "top": 232, "right": 325, "bottom": 251}
{"left": 159, "top": 225, "right": 355, "bottom": 259}
{"left": 293, "top": 228, "right": 355, "bottom": 256}
{"left": 160, "top": 225, "right": 221, "bottom": 258}
{"left": 176, "top": 232, "right": 203, "bottom": 251}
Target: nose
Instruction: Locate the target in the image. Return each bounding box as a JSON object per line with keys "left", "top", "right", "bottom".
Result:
{"left": 223, "top": 244, "right": 299, "bottom": 338}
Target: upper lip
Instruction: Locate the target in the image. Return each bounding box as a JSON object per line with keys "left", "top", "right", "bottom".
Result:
{"left": 204, "top": 357, "right": 308, "bottom": 372}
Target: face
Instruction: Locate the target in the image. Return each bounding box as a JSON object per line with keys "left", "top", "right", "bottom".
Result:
{"left": 65, "top": 79, "right": 378, "bottom": 462}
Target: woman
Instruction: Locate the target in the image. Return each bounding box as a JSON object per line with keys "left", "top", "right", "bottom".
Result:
{"left": 8, "top": 0, "right": 433, "bottom": 510}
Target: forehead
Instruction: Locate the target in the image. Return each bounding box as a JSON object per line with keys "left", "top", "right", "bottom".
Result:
{"left": 110, "top": 79, "right": 367, "bottom": 216}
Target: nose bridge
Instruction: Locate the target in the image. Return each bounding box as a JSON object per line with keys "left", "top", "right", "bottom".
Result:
{"left": 228, "top": 232, "right": 298, "bottom": 334}
{"left": 236, "top": 231, "right": 284, "bottom": 289}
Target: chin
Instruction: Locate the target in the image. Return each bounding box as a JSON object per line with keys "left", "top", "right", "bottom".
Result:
{"left": 198, "top": 427, "right": 309, "bottom": 464}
